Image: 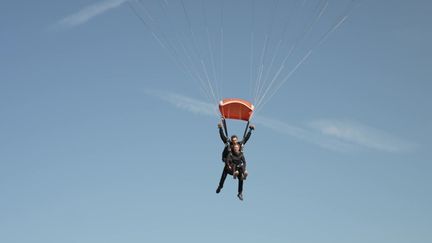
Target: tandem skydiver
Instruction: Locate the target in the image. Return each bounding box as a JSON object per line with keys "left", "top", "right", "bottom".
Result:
{"left": 216, "top": 144, "right": 249, "bottom": 200}
{"left": 217, "top": 120, "right": 255, "bottom": 162}
{"left": 216, "top": 119, "right": 255, "bottom": 200}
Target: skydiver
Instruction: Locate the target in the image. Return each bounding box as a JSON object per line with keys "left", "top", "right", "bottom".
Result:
{"left": 216, "top": 144, "right": 248, "bottom": 200}
{"left": 217, "top": 120, "right": 255, "bottom": 163}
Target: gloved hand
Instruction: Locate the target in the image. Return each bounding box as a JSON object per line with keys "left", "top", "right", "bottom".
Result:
{"left": 249, "top": 124, "right": 255, "bottom": 130}
{"left": 233, "top": 171, "right": 239, "bottom": 179}
{"left": 217, "top": 123, "right": 222, "bottom": 128}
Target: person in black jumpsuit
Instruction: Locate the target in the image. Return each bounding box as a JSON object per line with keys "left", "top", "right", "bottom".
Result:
{"left": 217, "top": 122, "right": 254, "bottom": 162}
{"left": 216, "top": 141, "right": 252, "bottom": 201}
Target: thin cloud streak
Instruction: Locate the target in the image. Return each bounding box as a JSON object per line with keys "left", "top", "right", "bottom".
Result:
{"left": 309, "top": 120, "right": 416, "bottom": 152}
{"left": 57, "top": 0, "right": 128, "bottom": 28}
{"left": 254, "top": 116, "right": 358, "bottom": 152}
{"left": 146, "top": 90, "right": 414, "bottom": 153}
{"left": 144, "top": 90, "right": 219, "bottom": 117}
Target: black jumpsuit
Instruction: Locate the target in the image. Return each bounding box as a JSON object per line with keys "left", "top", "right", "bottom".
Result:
{"left": 217, "top": 151, "right": 247, "bottom": 193}
{"left": 219, "top": 127, "right": 252, "bottom": 162}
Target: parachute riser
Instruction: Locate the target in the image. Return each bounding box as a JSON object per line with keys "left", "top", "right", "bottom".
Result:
{"left": 222, "top": 118, "right": 229, "bottom": 138}
{"left": 243, "top": 121, "right": 250, "bottom": 141}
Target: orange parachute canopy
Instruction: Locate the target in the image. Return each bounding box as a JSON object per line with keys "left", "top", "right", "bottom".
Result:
{"left": 219, "top": 98, "right": 254, "bottom": 121}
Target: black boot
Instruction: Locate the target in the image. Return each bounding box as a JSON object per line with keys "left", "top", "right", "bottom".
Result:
{"left": 216, "top": 186, "right": 222, "bottom": 193}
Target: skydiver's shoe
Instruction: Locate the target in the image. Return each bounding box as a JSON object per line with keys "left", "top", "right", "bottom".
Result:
{"left": 216, "top": 186, "right": 222, "bottom": 193}
{"left": 237, "top": 193, "right": 243, "bottom": 201}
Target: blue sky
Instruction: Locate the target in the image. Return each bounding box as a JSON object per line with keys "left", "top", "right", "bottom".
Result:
{"left": 1, "top": 1, "right": 431, "bottom": 243}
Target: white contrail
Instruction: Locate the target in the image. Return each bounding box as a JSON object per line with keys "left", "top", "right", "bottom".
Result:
{"left": 57, "top": 0, "right": 128, "bottom": 28}
{"left": 146, "top": 90, "right": 415, "bottom": 153}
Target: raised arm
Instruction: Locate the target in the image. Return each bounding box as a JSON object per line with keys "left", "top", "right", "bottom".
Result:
{"left": 240, "top": 124, "right": 255, "bottom": 145}
{"left": 218, "top": 122, "right": 228, "bottom": 143}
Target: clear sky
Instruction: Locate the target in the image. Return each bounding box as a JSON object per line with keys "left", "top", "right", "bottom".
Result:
{"left": 1, "top": 1, "right": 431, "bottom": 243}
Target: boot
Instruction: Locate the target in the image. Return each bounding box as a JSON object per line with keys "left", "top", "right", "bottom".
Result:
{"left": 216, "top": 186, "right": 222, "bottom": 193}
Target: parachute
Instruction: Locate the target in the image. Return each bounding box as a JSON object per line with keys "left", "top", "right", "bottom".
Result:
{"left": 219, "top": 98, "right": 255, "bottom": 139}
{"left": 219, "top": 98, "right": 254, "bottom": 122}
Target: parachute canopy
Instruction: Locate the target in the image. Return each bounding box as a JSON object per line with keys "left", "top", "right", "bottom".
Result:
{"left": 219, "top": 98, "right": 254, "bottom": 121}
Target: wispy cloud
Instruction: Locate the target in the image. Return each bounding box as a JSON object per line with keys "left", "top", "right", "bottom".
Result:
{"left": 309, "top": 119, "right": 416, "bottom": 152}
{"left": 144, "top": 90, "right": 218, "bottom": 117}
{"left": 56, "top": 0, "right": 128, "bottom": 28}
{"left": 253, "top": 116, "right": 358, "bottom": 152}
{"left": 146, "top": 90, "right": 415, "bottom": 153}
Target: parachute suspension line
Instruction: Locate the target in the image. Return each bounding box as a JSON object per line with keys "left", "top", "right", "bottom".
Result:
{"left": 249, "top": 0, "right": 255, "bottom": 103}
{"left": 130, "top": 0, "right": 216, "bottom": 104}
{"left": 255, "top": 0, "right": 329, "bottom": 111}
{"left": 128, "top": 0, "right": 360, "bottom": 114}
{"left": 251, "top": 1, "right": 266, "bottom": 105}
{"left": 178, "top": 41, "right": 214, "bottom": 101}
{"left": 249, "top": 0, "right": 255, "bottom": 101}
{"left": 201, "top": 59, "right": 219, "bottom": 105}
{"left": 202, "top": 0, "right": 221, "bottom": 102}
{"left": 154, "top": 0, "right": 216, "bottom": 103}
{"left": 254, "top": 0, "right": 301, "bottom": 106}
{"left": 255, "top": 49, "right": 313, "bottom": 114}
{"left": 258, "top": 38, "right": 282, "bottom": 101}
{"left": 219, "top": 0, "right": 225, "bottom": 102}
{"left": 254, "top": 0, "right": 281, "bottom": 105}
{"left": 128, "top": 2, "right": 204, "bottom": 96}
{"left": 253, "top": 40, "right": 266, "bottom": 106}
{"left": 198, "top": 85, "right": 213, "bottom": 106}
{"left": 249, "top": 31, "right": 255, "bottom": 101}
{"left": 179, "top": 0, "right": 218, "bottom": 104}
{"left": 255, "top": 9, "right": 331, "bottom": 112}
{"left": 254, "top": 0, "right": 317, "bottom": 106}
{"left": 252, "top": 0, "right": 279, "bottom": 106}
{"left": 157, "top": 0, "right": 209, "bottom": 92}
{"left": 252, "top": 38, "right": 267, "bottom": 106}
{"left": 316, "top": 0, "right": 360, "bottom": 47}
{"left": 262, "top": 0, "right": 306, "bottom": 80}
{"left": 189, "top": 0, "right": 218, "bottom": 104}
{"left": 255, "top": 0, "right": 358, "bottom": 114}
{"left": 178, "top": 0, "right": 215, "bottom": 102}
{"left": 130, "top": 1, "right": 197, "bottom": 99}
{"left": 179, "top": 1, "right": 209, "bottom": 80}
{"left": 207, "top": 28, "right": 221, "bottom": 103}
{"left": 136, "top": 0, "right": 154, "bottom": 21}
{"left": 257, "top": 0, "right": 326, "bottom": 102}
{"left": 154, "top": 0, "right": 215, "bottom": 102}
{"left": 251, "top": 0, "right": 300, "bottom": 106}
